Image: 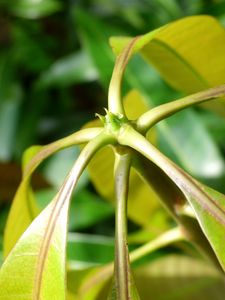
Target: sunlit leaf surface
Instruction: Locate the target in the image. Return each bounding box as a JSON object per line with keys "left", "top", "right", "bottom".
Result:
{"left": 0, "top": 197, "right": 69, "bottom": 299}
{"left": 111, "top": 16, "right": 225, "bottom": 115}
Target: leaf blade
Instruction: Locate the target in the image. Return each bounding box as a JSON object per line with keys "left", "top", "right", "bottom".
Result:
{"left": 8, "top": 0, "right": 62, "bottom": 19}
{"left": 0, "top": 187, "right": 70, "bottom": 300}
{"left": 3, "top": 128, "right": 102, "bottom": 256}
{"left": 134, "top": 254, "right": 225, "bottom": 300}
{"left": 110, "top": 15, "right": 225, "bottom": 115}
{"left": 0, "top": 131, "right": 112, "bottom": 299}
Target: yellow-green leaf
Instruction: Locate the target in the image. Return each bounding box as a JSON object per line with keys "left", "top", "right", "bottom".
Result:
{"left": 67, "top": 290, "right": 79, "bottom": 300}
{"left": 110, "top": 15, "right": 225, "bottom": 115}
{"left": 79, "top": 230, "right": 222, "bottom": 299}
{"left": 3, "top": 128, "right": 102, "bottom": 257}
{"left": 3, "top": 147, "right": 41, "bottom": 257}
{"left": 0, "top": 196, "right": 70, "bottom": 300}
{"left": 134, "top": 255, "right": 225, "bottom": 300}
{"left": 0, "top": 130, "right": 109, "bottom": 299}
{"left": 78, "top": 265, "right": 112, "bottom": 300}
{"left": 83, "top": 254, "right": 225, "bottom": 300}
{"left": 185, "top": 184, "right": 225, "bottom": 270}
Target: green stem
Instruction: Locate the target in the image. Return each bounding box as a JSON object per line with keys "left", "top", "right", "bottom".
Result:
{"left": 114, "top": 148, "right": 132, "bottom": 300}
{"left": 131, "top": 153, "right": 184, "bottom": 221}
{"left": 131, "top": 152, "right": 223, "bottom": 270}
{"left": 130, "top": 227, "right": 183, "bottom": 263}
{"left": 24, "top": 127, "right": 103, "bottom": 177}
{"left": 108, "top": 38, "right": 139, "bottom": 115}
{"left": 61, "top": 131, "right": 116, "bottom": 199}
{"left": 118, "top": 125, "right": 225, "bottom": 270}
{"left": 137, "top": 84, "right": 225, "bottom": 133}
{"left": 119, "top": 125, "right": 225, "bottom": 225}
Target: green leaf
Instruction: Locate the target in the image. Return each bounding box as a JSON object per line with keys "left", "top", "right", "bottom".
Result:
{"left": 67, "top": 233, "right": 114, "bottom": 266}
{"left": 78, "top": 233, "right": 220, "bottom": 300}
{"left": 0, "top": 185, "right": 70, "bottom": 300}
{"left": 109, "top": 17, "right": 225, "bottom": 178}
{"left": 73, "top": 9, "right": 225, "bottom": 181}
{"left": 110, "top": 15, "right": 225, "bottom": 115}
{"left": 0, "top": 131, "right": 111, "bottom": 299}
{"left": 3, "top": 149, "right": 41, "bottom": 257}
{"left": 72, "top": 11, "right": 225, "bottom": 181}
{"left": 36, "top": 188, "right": 114, "bottom": 231}
{"left": 22, "top": 145, "right": 43, "bottom": 170}
{"left": 67, "top": 262, "right": 111, "bottom": 300}
{"left": 68, "top": 190, "right": 114, "bottom": 231}
{"left": 67, "top": 291, "right": 79, "bottom": 300}
{"left": 185, "top": 184, "right": 225, "bottom": 271}
{"left": 3, "top": 128, "right": 102, "bottom": 256}
{"left": 41, "top": 147, "right": 88, "bottom": 189}
{"left": 200, "top": 110, "right": 225, "bottom": 146}
{"left": 0, "top": 193, "right": 70, "bottom": 299}
{"left": 78, "top": 265, "right": 113, "bottom": 300}
{"left": 134, "top": 254, "right": 225, "bottom": 300}
{"left": 11, "top": 24, "right": 52, "bottom": 73}
{"left": 0, "top": 55, "right": 23, "bottom": 161}
{"left": 7, "top": 0, "right": 62, "bottom": 19}
{"left": 158, "top": 109, "right": 225, "bottom": 178}
{"left": 66, "top": 234, "right": 114, "bottom": 299}
{"left": 0, "top": 85, "right": 22, "bottom": 161}
{"left": 73, "top": 8, "right": 118, "bottom": 89}
{"left": 37, "top": 51, "right": 98, "bottom": 88}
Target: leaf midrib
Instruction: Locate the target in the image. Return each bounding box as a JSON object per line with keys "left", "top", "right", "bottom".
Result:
{"left": 33, "top": 180, "right": 72, "bottom": 300}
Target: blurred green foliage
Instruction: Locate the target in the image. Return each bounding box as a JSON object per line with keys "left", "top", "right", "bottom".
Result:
{"left": 1, "top": 1, "right": 225, "bottom": 298}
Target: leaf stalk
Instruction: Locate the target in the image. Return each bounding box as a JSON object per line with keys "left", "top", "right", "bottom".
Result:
{"left": 113, "top": 149, "right": 132, "bottom": 299}
{"left": 137, "top": 84, "right": 225, "bottom": 133}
